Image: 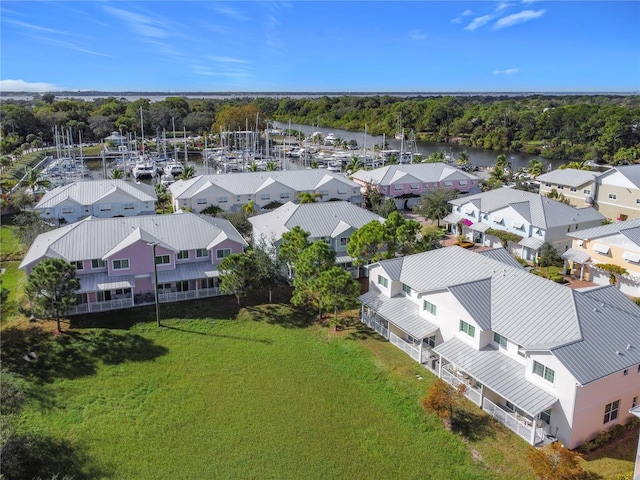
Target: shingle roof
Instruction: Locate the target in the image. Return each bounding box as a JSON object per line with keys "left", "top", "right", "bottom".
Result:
{"left": 35, "top": 179, "right": 157, "bottom": 208}
{"left": 350, "top": 163, "right": 478, "bottom": 185}
{"left": 248, "top": 201, "right": 383, "bottom": 242}
{"left": 449, "top": 189, "right": 604, "bottom": 228}
{"left": 20, "top": 212, "right": 247, "bottom": 269}
{"left": 169, "top": 171, "right": 359, "bottom": 199}
{"left": 536, "top": 168, "right": 597, "bottom": 187}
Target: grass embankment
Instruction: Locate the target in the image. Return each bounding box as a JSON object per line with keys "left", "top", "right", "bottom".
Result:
{"left": 1, "top": 223, "right": 27, "bottom": 327}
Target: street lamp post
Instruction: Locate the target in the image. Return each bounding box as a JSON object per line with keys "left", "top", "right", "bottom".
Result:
{"left": 148, "top": 242, "right": 161, "bottom": 327}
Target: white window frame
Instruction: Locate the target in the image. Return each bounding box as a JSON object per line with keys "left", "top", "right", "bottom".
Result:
{"left": 91, "top": 258, "right": 106, "bottom": 269}
{"left": 73, "top": 260, "right": 84, "bottom": 270}
{"left": 423, "top": 300, "right": 437, "bottom": 316}
{"left": 493, "top": 332, "right": 508, "bottom": 349}
{"left": 196, "top": 198, "right": 208, "bottom": 205}
{"left": 608, "top": 193, "right": 617, "bottom": 200}
{"left": 216, "top": 248, "right": 231, "bottom": 259}
{"left": 280, "top": 192, "right": 290, "bottom": 199}
{"left": 155, "top": 254, "right": 171, "bottom": 265}
{"left": 402, "top": 283, "right": 412, "bottom": 296}
{"left": 176, "top": 250, "right": 189, "bottom": 260}
{"left": 218, "top": 196, "right": 228, "bottom": 203}
{"left": 196, "top": 248, "right": 208, "bottom": 258}
{"left": 459, "top": 320, "right": 475, "bottom": 338}
{"left": 603, "top": 400, "right": 620, "bottom": 424}
{"left": 123, "top": 203, "right": 135, "bottom": 210}
{"left": 112, "top": 259, "right": 130, "bottom": 270}
{"left": 377, "top": 275, "right": 388, "bottom": 288}
{"left": 99, "top": 204, "right": 112, "bottom": 212}
{"left": 533, "top": 360, "right": 555, "bottom": 383}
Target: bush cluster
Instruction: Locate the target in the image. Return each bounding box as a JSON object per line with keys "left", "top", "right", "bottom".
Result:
{"left": 580, "top": 417, "right": 639, "bottom": 453}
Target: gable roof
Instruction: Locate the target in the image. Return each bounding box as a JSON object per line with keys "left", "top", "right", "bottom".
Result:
{"left": 598, "top": 165, "right": 640, "bottom": 189}
{"left": 35, "top": 179, "right": 157, "bottom": 209}
{"left": 371, "top": 246, "right": 640, "bottom": 384}
{"left": 450, "top": 189, "right": 604, "bottom": 228}
{"left": 248, "top": 201, "right": 383, "bottom": 242}
{"left": 20, "top": 212, "right": 247, "bottom": 269}
{"left": 350, "top": 163, "right": 478, "bottom": 186}
{"left": 536, "top": 168, "right": 597, "bottom": 187}
{"left": 169, "top": 171, "right": 359, "bottom": 199}
{"left": 568, "top": 218, "right": 640, "bottom": 245}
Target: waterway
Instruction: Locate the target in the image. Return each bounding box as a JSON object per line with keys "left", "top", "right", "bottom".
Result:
{"left": 273, "top": 121, "right": 553, "bottom": 172}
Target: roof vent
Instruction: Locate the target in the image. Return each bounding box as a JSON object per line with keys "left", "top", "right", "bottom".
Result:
{"left": 615, "top": 350, "right": 623, "bottom": 356}
{"left": 627, "top": 344, "right": 633, "bottom": 350}
{"left": 593, "top": 307, "right": 598, "bottom": 313}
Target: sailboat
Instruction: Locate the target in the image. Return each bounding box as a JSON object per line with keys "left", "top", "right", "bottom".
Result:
{"left": 394, "top": 115, "right": 404, "bottom": 140}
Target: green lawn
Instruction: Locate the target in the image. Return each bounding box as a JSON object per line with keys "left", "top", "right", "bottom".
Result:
{"left": 2, "top": 300, "right": 635, "bottom": 480}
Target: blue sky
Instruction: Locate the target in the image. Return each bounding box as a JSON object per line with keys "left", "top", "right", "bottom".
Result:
{"left": 1, "top": 1, "right": 639, "bottom": 93}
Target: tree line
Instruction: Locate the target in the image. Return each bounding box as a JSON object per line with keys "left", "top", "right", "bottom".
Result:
{"left": 1, "top": 93, "right": 639, "bottom": 164}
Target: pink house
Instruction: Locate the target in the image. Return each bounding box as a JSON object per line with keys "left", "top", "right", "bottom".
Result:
{"left": 19, "top": 212, "right": 248, "bottom": 314}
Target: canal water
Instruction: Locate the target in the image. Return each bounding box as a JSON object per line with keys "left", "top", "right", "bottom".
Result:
{"left": 273, "top": 121, "right": 553, "bottom": 172}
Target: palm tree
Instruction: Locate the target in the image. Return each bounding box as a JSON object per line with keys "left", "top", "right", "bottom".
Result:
{"left": 297, "top": 192, "right": 323, "bottom": 204}
{"left": 243, "top": 200, "right": 256, "bottom": 215}
{"left": 248, "top": 162, "right": 258, "bottom": 172}
{"left": 527, "top": 159, "right": 544, "bottom": 178}
{"left": 310, "top": 159, "right": 319, "bottom": 169}
{"left": 456, "top": 151, "right": 470, "bottom": 167}
{"left": 345, "top": 156, "right": 363, "bottom": 175}
{"left": 0, "top": 156, "right": 12, "bottom": 173}
{"left": 111, "top": 168, "right": 125, "bottom": 179}
{"left": 21, "top": 168, "right": 51, "bottom": 199}
{"left": 178, "top": 165, "right": 195, "bottom": 180}
{"left": 494, "top": 154, "right": 512, "bottom": 171}
{"left": 266, "top": 161, "right": 277, "bottom": 171}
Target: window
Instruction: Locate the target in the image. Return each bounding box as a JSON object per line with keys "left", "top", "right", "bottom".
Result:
{"left": 570, "top": 187, "right": 577, "bottom": 192}
{"left": 410, "top": 183, "right": 419, "bottom": 190}
{"left": 157, "top": 283, "right": 172, "bottom": 291}
{"left": 196, "top": 198, "right": 207, "bottom": 205}
{"left": 216, "top": 248, "right": 231, "bottom": 259}
{"left": 459, "top": 320, "right": 475, "bottom": 338}
{"left": 339, "top": 237, "right": 348, "bottom": 246}
{"left": 540, "top": 409, "right": 552, "bottom": 425}
{"left": 424, "top": 336, "right": 436, "bottom": 348}
{"left": 280, "top": 192, "right": 290, "bottom": 199}
{"left": 623, "top": 369, "right": 628, "bottom": 376}
{"left": 155, "top": 255, "right": 171, "bottom": 265}
{"left": 633, "top": 397, "right": 638, "bottom": 408}
{"left": 61, "top": 207, "right": 74, "bottom": 214}
{"left": 394, "top": 185, "right": 403, "bottom": 191}
{"left": 200, "top": 278, "right": 217, "bottom": 289}
{"left": 423, "top": 300, "right": 437, "bottom": 316}
{"left": 99, "top": 204, "right": 111, "bottom": 212}
{"left": 112, "top": 259, "right": 129, "bottom": 270}
{"left": 218, "top": 196, "right": 228, "bottom": 203}
{"left": 608, "top": 193, "right": 617, "bottom": 200}
{"left": 91, "top": 258, "right": 106, "bottom": 269}
{"left": 407, "top": 334, "right": 420, "bottom": 345}
{"left": 72, "top": 260, "right": 84, "bottom": 270}
{"left": 196, "top": 248, "right": 208, "bottom": 258}
{"left": 493, "top": 332, "right": 508, "bottom": 348}
{"left": 459, "top": 180, "right": 468, "bottom": 186}
{"left": 337, "top": 188, "right": 347, "bottom": 195}
{"left": 176, "top": 250, "right": 189, "bottom": 260}
{"left": 533, "top": 361, "right": 555, "bottom": 383}
{"left": 603, "top": 400, "right": 620, "bottom": 424}
{"left": 402, "top": 283, "right": 412, "bottom": 295}
{"left": 636, "top": 198, "right": 640, "bottom": 204}
{"left": 517, "top": 345, "right": 525, "bottom": 357}
{"left": 444, "top": 181, "right": 452, "bottom": 187}
{"left": 261, "top": 193, "right": 270, "bottom": 200}
{"left": 558, "top": 185, "right": 564, "bottom": 190}
{"left": 377, "top": 275, "right": 388, "bottom": 288}
{"left": 123, "top": 203, "right": 135, "bottom": 210}
{"left": 583, "top": 189, "right": 591, "bottom": 195}
{"left": 545, "top": 183, "right": 551, "bottom": 187}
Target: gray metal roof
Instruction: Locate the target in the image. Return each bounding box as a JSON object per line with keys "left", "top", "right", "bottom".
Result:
{"left": 450, "top": 189, "right": 604, "bottom": 228}
{"left": 249, "top": 201, "right": 383, "bottom": 242}
{"left": 156, "top": 262, "right": 219, "bottom": 283}
{"left": 469, "top": 222, "right": 490, "bottom": 233}
{"left": 599, "top": 165, "right": 640, "bottom": 188}
{"left": 518, "top": 237, "right": 544, "bottom": 250}
{"left": 359, "top": 290, "right": 438, "bottom": 338}
{"left": 536, "top": 168, "right": 597, "bottom": 187}
{"left": 448, "top": 278, "right": 492, "bottom": 330}
{"left": 20, "top": 212, "right": 247, "bottom": 269}
{"left": 551, "top": 286, "right": 640, "bottom": 385}
{"left": 561, "top": 248, "right": 591, "bottom": 264}
{"left": 77, "top": 273, "right": 136, "bottom": 293}
{"left": 478, "top": 248, "right": 525, "bottom": 270}
{"left": 567, "top": 218, "right": 640, "bottom": 241}
{"left": 35, "top": 179, "right": 157, "bottom": 208}
{"left": 443, "top": 213, "right": 463, "bottom": 223}
{"left": 170, "top": 171, "right": 359, "bottom": 199}
{"left": 621, "top": 226, "right": 640, "bottom": 247}
{"left": 433, "top": 338, "right": 558, "bottom": 415}
{"left": 351, "top": 163, "right": 478, "bottom": 186}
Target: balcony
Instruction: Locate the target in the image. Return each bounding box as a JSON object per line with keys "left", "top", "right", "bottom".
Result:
{"left": 361, "top": 312, "right": 389, "bottom": 339}
{"left": 441, "top": 365, "right": 482, "bottom": 406}
{"left": 482, "top": 397, "right": 546, "bottom": 445}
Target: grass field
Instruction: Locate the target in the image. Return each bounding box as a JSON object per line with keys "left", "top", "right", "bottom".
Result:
{"left": 2, "top": 297, "right": 636, "bottom": 479}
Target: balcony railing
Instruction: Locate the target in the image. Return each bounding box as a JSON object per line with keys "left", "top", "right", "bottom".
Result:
{"left": 483, "top": 397, "right": 546, "bottom": 445}
{"left": 361, "top": 313, "right": 389, "bottom": 339}
{"left": 389, "top": 332, "right": 420, "bottom": 362}
{"left": 441, "top": 366, "right": 482, "bottom": 406}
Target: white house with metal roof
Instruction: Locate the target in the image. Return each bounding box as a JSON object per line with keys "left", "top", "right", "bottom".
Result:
{"left": 34, "top": 179, "right": 157, "bottom": 224}
{"left": 350, "top": 163, "right": 480, "bottom": 210}
{"left": 537, "top": 168, "right": 598, "bottom": 207}
{"left": 445, "top": 189, "right": 605, "bottom": 261}
{"left": 249, "top": 201, "right": 384, "bottom": 277}
{"left": 564, "top": 218, "right": 640, "bottom": 297}
{"left": 359, "top": 246, "right": 640, "bottom": 449}
{"left": 20, "top": 212, "right": 247, "bottom": 314}
{"left": 168, "top": 171, "right": 363, "bottom": 213}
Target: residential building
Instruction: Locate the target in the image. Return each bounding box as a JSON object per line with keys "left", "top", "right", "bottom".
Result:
{"left": 631, "top": 406, "right": 640, "bottom": 480}
{"left": 34, "top": 179, "right": 157, "bottom": 224}
{"left": 595, "top": 165, "right": 640, "bottom": 221}
{"left": 249, "top": 201, "right": 384, "bottom": 277}
{"left": 19, "top": 212, "right": 247, "bottom": 314}
{"left": 563, "top": 219, "right": 640, "bottom": 297}
{"left": 350, "top": 163, "right": 480, "bottom": 210}
{"left": 359, "top": 246, "right": 640, "bottom": 449}
{"left": 445, "top": 189, "right": 605, "bottom": 262}
{"left": 168, "top": 171, "right": 363, "bottom": 213}
{"left": 537, "top": 168, "right": 598, "bottom": 207}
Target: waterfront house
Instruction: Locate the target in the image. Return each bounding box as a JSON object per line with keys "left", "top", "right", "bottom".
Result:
{"left": 563, "top": 218, "right": 640, "bottom": 297}
{"left": 34, "top": 179, "right": 157, "bottom": 224}
{"left": 168, "top": 171, "right": 363, "bottom": 213}
{"left": 350, "top": 163, "right": 480, "bottom": 210}
{"left": 359, "top": 246, "right": 640, "bottom": 448}
{"left": 248, "top": 201, "right": 384, "bottom": 277}
{"left": 537, "top": 168, "right": 598, "bottom": 208}
{"left": 19, "top": 212, "right": 247, "bottom": 314}
{"left": 445, "top": 189, "right": 605, "bottom": 261}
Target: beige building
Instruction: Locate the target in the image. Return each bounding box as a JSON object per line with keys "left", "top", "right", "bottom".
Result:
{"left": 595, "top": 166, "right": 640, "bottom": 221}
{"left": 537, "top": 168, "right": 597, "bottom": 208}
{"left": 563, "top": 218, "right": 640, "bottom": 297}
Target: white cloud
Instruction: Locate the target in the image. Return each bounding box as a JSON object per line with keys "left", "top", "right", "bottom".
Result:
{"left": 409, "top": 29, "right": 426, "bottom": 41}
{"left": 3, "top": 18, "right": 67, "bottom": 35}
{"left": 495, "top": 2, "right": 513, "bottom": 12}
{"left": 0, "top": 79, "right": 62, "bottom": 92}
{"left": 493, "top": 68, "right": 520, "bottom": 75}
{"left": 208, "top": 56, "right": 249, "bottom": 64}
{"left": 462, "top": 10, "right": 473, "bottom": 16}
{"left": 465, "top": 14, "right": 494, "bottom": 31}
{"left": 210, "top": 5, "right": 250, "bottom": 22}
{"left": 493, "top": 9, "right": 546, "bottom": 29}
{"left": 103, "top": 6, "right": 167, "bottom": 38}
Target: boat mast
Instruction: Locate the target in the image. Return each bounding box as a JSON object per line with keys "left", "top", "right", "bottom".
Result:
{"left": 139, "top": 106, "right": 144, "bottom": 156}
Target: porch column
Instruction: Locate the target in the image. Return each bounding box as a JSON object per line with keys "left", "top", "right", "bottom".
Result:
{"left": 360, "top": 303, "right": 364, "bottom": 322}
{"left": 530, "top": 413, "right": 538, "bottom": 445}
{"left": 419, "top": 341, "right": 423, "bottom": 364}
{"left": 579, "top": 263, "right": 584, "bottom": 281}
{"left": 437, "top": 354, "right": 442, "bottom": 379}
